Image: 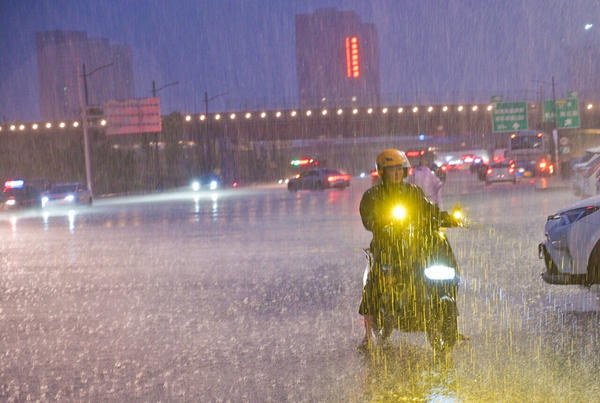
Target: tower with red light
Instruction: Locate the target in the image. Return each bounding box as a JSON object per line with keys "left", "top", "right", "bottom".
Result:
{"left": 295, "top": 8, "right": 380, "bottom": 108}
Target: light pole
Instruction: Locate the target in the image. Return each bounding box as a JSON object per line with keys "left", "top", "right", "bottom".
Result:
{"left": 532, "top": 77, "right": 560, "bottom": 175}
{"left": 204, "top": 90, "right": 227, "bottom": 172}
{"left": 78, "top": 62, "right": 113, "bottom": 196}
{"left": 152, "top": 80, "right": 178, "bottom": 189}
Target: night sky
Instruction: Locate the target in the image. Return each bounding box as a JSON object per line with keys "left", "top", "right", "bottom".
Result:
{"left": 1, "top": 0, "right": 599, "bottom": 122}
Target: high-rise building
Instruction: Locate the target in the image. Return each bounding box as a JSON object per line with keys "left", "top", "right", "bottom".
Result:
{"left": 295, "top": 8, "right": 380, "bottom": 108}
{"left": 36, "top": 30, "right": 135, "bottom": 120}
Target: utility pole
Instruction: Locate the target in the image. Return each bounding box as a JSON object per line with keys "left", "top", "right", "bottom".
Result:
{"left": 532, "top": 77, "right": 561, "bottom": 176}
{"left": 78, "top": 62, "right": 113, "bottom": 196}
{"left": 151, "top": 80, "right": 178, "bottom": 190}
{"left": 551, "top": 76, "right": 560, "bottom": 176}
{"left": 203, "top": 90, "right": 227, "bottom": 173}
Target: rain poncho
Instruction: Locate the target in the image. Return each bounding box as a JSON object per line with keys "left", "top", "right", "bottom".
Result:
{"left": 408, "top": 166, "right": 444, "bottom": 209}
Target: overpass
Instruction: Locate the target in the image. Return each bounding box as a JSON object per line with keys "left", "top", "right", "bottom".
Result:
{"left": 2, "top": 103, "right": 600, "bottom": 192}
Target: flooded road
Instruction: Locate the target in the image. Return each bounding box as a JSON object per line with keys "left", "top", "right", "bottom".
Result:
{"left": 1, "top": 172, "right": 599, "bottom": 401}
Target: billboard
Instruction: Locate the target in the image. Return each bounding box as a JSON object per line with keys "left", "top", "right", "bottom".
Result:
{"left": 103, "top": 97, "right": 161, "bottom": 135}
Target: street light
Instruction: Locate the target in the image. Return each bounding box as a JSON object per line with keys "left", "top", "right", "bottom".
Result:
{"left": 203, "top": 91, "right": 227, "bottom": 172}
{"left": 78, "top": 62, "right": 114, "bottom": 196}
{"left": 151, "top": 80, "right": 179, "bottom": 190}
{"left": 532, "top": 77, "right": 563, "bottom": 175}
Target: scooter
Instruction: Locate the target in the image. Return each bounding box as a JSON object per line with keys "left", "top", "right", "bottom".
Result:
{"left": 362, "top": 205, "right": 464, "bottom": 351}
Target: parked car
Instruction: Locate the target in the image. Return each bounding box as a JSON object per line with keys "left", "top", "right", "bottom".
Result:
{"left": 539, "top": 196, "right": 600, "bottom": 285}
{"left": 572, "top": 150, "right": 600, "bottom": 196}
{"left": 41, "top": 183, "right": 92, "bottom": 207}
{"left": 287, "top": 168, "right": 350, "bottom": 191}
{"left": 485, "top": 160, "right": 517, "bottom": 185}
{"left": 1, "top": 179, "right": 42, "bottom": 209}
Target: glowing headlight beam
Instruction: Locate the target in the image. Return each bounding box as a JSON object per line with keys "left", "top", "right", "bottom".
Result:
{"left": 424, "top": 265, "right": 456, "bottom": 280}
{"left": 391, "top": 205, "right": 407, "bottom": 220}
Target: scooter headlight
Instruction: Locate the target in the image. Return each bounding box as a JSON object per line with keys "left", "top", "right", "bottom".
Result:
{"left": 424, "top": 264, "right": 456, "bottom": 280}
{"left": 391, "top": 205, "right": 407, "bottom": 220}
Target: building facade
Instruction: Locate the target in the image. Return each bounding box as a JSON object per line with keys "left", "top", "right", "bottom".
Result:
{"left": 36, "top": 30, "right": 134, "bottom": 120}
{"left": 295, "top": 8, "right": 380, "bottom": 108}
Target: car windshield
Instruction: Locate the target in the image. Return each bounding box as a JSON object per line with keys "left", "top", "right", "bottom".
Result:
{"left": 580, "top": 152, "right": 597, "bottom": 164}
{"left": 510, "top": 135, "right": 542, "bottom": 150}
{"left": 491, "top": 163, "right": 512, "bottom": 168}
{"left": 198, "top": 174, "right": 219, "bottom": 182}
{"left": 50, "top": 185, "right": 77, "bottom": 193}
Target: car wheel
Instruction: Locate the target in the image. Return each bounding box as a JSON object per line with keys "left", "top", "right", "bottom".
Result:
{"left": 88, "top": 197, "right": 93, "bottom": 205}
{"left": 512, "top": 178, "right": 517, "bottom": 184}
{"left": 587, "top": 241, "right": 600, "bottom": 284}
{"left": 316, "top": 181, "right": 325, "bottom": 191}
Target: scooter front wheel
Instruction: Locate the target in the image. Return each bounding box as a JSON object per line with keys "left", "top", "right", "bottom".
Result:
{"left": 374, "top": 314, "right": 394, "bottom": 341}
{"left": 426, "top": 298, "right": 458, "bottom": 352}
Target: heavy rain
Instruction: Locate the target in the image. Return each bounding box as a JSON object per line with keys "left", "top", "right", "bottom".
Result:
{"left": 2, "top": 1, "right": 600, "bottom": 401}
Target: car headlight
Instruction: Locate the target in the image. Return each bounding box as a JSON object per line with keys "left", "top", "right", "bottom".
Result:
{"left": 209, "top": 180, "right": 218, "bottom": 190}
{"left": 42, "top": 196, "right": 49, "bottom": 204}
{"left": 191, "top": 181, "right": 200, "bottom": 191}
{"left": 548, "top": 206, "right": 599, "bottom": 227}
{"left": 6, "top": 199, "right": 16, "bottom": 206}
{"left": 64, "top": 194, "right": 75, "bottom": 202}
{"left": 424, "top": 264, "right": 456, "bottom": 280}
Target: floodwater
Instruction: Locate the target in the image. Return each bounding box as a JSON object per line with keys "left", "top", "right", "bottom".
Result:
{"left": 1, "top": 172, "right": 599, "bottom": 401}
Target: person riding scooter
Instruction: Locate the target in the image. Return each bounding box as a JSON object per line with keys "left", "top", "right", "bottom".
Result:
{"left": 358, "top": 148, "right": 461, "bottom": 350}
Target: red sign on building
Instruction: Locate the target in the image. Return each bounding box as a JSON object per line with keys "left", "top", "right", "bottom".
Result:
{"left": 345, "top": 36, "right": 360, "bottom": 78}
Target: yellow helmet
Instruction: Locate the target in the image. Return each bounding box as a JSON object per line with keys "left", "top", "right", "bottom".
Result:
{"left": 376, "top": 149, "right": 410, "bottom": 177}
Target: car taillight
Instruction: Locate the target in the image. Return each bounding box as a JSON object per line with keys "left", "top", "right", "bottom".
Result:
{"left": 539, "top": 160, "right": 547, "bottom": 170}
{"left": 327, "top": 174, "right": 350, "bottom": 182}
{"left": 509, "top": 167, "right": 515, "bottom": 173}
{"left": 371, "top": 170, "right": 379, "bottom": 177}
{"left": 408, "top": 168, "right": 414, "bottom": 176}
{"left": 441, "top": 165, "right": 448, "bottom": 172}
{"left": 487, "top": 168, "right": 493, "bottom": 175}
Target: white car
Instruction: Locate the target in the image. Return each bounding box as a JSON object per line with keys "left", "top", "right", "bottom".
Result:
{"left": 539, "top": 196, "right": 600, "bottom": 285}
{"left": 572, "top": 158, "right": 600, "bottom": 197}
{"left": 485, "top": 161, "right": 517, "bottom": 185}
{"left": 42, "top": 183, "right": 92, "bottom": 207}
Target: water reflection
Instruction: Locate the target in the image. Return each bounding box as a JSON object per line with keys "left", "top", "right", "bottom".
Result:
{"left": 68, "top": 209, "right": 76, "bottom": 233}
{"left": 360, "top": 343, "right": 459, "bottom": 402}
{"left": 10, "top": 215, "right": 17, "bottom": 234}
{"left": 42, "top": 211, "right": 49, "bottom": 231}
{"left": 211, "top": 193, "right": 219, "bottom": 220}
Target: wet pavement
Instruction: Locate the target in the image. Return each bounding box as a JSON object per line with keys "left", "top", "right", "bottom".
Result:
{"left": 1, "top": 172, "right": 599, "bottom": 401}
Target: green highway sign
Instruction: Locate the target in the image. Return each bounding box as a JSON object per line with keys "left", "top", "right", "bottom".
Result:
{"left": 543, "top": 98, "right": 580, "bottom": 129}
{"left": 490, "top": 95, "right": 503, "bottom": 103}
{"left": 492, "top": 101, "right": 528, "bottom": 132}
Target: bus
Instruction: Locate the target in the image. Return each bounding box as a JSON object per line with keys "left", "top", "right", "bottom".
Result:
{"left": 506, "top": 130, "right": 554, "bottom": 177}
